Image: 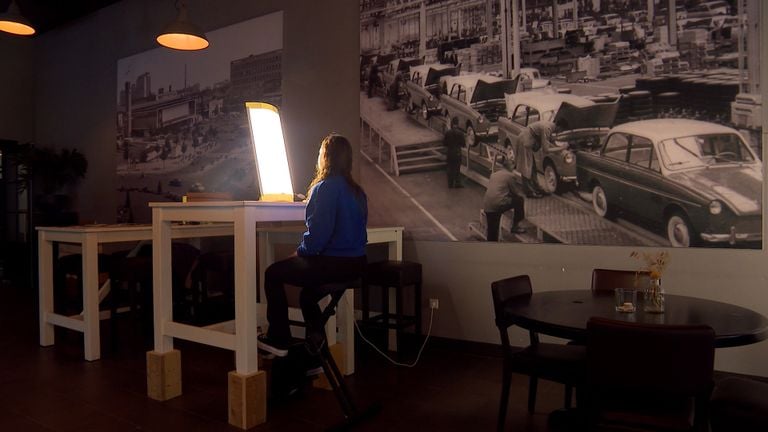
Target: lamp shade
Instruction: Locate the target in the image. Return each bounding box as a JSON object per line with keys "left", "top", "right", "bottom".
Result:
{"left": 156, "top": 2, "right": 208, "bottom": 51}
{"left": 0, "top": 0, "right": 35, "bottom": 36}
{"left": 245, "top": 102, "right": 294, "bottom": 202}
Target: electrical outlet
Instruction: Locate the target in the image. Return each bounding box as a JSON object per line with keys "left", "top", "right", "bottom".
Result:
{"left": 429, "top": 298, "right": 439, "bottom": 310}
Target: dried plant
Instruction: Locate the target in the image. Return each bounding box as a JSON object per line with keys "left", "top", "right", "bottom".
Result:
{"left": 630, "top": 250, "right": 669, "bottom": 280}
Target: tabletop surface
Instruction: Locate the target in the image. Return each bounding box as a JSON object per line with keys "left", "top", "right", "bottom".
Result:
{"left": 35, "top": 222, "right": 236, "bottom": 233}
{"left": 504, "top": 290, "right": 768, "bottom": 348}
{"left": 36, "top": 223, "right": 152, "bottom": 232}
{"left": 148, "top": 201, "right": 307, "bottom": 208}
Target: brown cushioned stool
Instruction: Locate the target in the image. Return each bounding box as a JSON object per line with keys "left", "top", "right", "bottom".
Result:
{"left": 360, "top": 260, "right": 422, "bottom": 353}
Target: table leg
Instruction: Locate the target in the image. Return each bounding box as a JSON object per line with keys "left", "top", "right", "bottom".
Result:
{"left": 257, "top": 232, "right": 273, "bottom": 317}
{"left": 148, "top": 211, "right": 180, "bottom": 401}
{"left": 147, "top": 350, "right": 182, "bottom": 401}
{"left": 228, "top": 370, "right": 267, "bottom": 429}
{"left": 339, "top": 289, "right": 355, "bottom": 375}
{"left": 82, "top": 234, "right": 101, "bottom": 361}
{"left": 231, "top": 208, "right": 265, "bottom": 428}
{"left": 152, "top": 213, "right": 174, "bottom": 354}
{"left": 234, "top": 208, "right": 259, "bottom": 375}
{"left": 38, "top": 234, "right": 54, "bottom": 347}
{"left": 387, "top": 233, "right": 403, "bottom": 351}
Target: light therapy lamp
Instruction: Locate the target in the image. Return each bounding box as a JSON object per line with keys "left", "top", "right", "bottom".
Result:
{"left": 245, "top": 102, "right": 295, "bottom": 202}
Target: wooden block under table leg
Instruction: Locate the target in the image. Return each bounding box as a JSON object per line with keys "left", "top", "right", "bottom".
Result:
{"left": 146, "top": 350, "right": 182, "bottom": 401}
{"left": 313, "top": 342, "right": 346, "bottom": 390}
{"left": 228, "top": 370, "right": 267, "bottom": 429}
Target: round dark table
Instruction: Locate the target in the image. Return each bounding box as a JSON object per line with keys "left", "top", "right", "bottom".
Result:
{"left": 504, "top": 290, "right": 768, "bottom": 348}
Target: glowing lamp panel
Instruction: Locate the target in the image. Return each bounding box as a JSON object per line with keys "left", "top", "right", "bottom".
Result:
{"left": 246, "top": 103, "right": 294, "bottom": 202}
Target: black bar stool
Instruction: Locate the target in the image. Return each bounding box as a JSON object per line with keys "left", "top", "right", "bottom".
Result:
{"left": 360, "top": 260, "right": 422, "bottom": 353}
{"left": 290, "top": 281, "right": 380, "bottom": 430}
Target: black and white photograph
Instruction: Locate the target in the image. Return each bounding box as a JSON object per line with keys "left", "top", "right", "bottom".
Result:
{"left": 115, "top": 11, "right": 283, "bottom": 222}
{"left": 359, "top": 0, "right": 762, "bottom": 249}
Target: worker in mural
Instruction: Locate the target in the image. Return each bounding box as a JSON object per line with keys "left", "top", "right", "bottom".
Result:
{"left": 443, "top": 117, "right": 465, "bottom": 188}
{"left": 517, "top": 120, "right": 553, "bottom": 198}
{"left": 483, "top": 153, "right": 527, "bottom": 241}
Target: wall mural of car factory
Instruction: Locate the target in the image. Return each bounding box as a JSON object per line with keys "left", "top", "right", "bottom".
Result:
{"left": 115, "top": 13, "right": 283, "bottom": 223}
{"left": 360, "top": 0, "right": 762, "bottom": 249}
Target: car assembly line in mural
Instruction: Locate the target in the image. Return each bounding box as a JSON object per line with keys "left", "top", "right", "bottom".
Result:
{"left": 359, "top": 0, "right": 762, "bottom": 249}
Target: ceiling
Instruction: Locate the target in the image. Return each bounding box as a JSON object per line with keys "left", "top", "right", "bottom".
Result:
{"left": 1, "top": 0, "right": 123, "bottom": 34}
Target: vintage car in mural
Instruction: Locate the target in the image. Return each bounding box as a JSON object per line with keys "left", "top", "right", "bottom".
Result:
{"left": 515, "top": 67, "right": 551, "bottom": 90}
{"left": 497, "top": 93, "right": 617, "bottom": 193}
{"left": 576, "top": 119, "right": 762, "bottom": 248}
{"left": 687, "top": 1, "right": 730, "bottom": 19}
{"left": 439, "top": 74, "right": 518, "bottom": 147}
{"left": 404, "top": 64, "right": 458, "bottom": 120}
{"left": 381, "top": 57, "right": 424, "bottom": 96}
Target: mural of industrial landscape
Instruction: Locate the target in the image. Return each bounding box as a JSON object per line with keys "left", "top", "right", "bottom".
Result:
{"left": 115, "top": 12, "right": 283, "bottom": 222}
{"left": 359, "top": 0, "right": 762, "bottom": 249}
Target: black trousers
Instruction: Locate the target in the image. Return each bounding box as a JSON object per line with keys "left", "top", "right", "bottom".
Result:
{"left": 485, "top": 200, "right": 524, "bottom": 242}
{"left": 446, "top": 151, "right": 462, "bottom": 187}
{"left": 264, "top": 254, "right": 366, "bottom": 342}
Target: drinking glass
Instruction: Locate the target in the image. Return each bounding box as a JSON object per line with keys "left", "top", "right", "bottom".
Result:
{"left": 614, "top": 288, "right": 637, "bottom": 312}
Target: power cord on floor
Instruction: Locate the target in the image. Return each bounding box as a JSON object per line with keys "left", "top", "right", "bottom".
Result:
{"left": 345, "top": 295, "right": 435, "bottom": 368}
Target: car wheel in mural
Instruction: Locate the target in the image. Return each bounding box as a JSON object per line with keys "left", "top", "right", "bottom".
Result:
{"left": 359, "top": 0, "right": 761, "bottom": 249}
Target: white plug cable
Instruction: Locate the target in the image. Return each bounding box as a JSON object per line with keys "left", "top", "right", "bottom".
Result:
{"left": 345, "top": 295, "right": 435, "bottom": 368}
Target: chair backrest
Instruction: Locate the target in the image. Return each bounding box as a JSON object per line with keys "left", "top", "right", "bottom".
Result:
{"left": 591, "top": 268, "right": 650, "bottom": 293}
{"left": 171, "top": 242, "right": 201, "bottom": 291}
{"left": 491, "top": 275, "right": 533, "bottom": 328}
{"left": 586, "top": 317, "right": 715, "bottom": 397}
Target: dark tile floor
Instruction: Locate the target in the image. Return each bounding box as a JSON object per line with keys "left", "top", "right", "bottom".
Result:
{"left": 0, "top": 280, "right": 569, "bottom": 431}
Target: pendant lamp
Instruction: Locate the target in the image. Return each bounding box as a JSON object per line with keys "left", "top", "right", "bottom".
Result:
{"left": 0, "top": 0, "right": 35, "bottom": 36}
{"left": 156, "top": 0, "right": 208, "bottom": 51}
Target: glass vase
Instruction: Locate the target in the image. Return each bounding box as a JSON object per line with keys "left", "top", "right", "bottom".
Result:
{"left": 644, "top": 278, "right": 665, "bottom": 313}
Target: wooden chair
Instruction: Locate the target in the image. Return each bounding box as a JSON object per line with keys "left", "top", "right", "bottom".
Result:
{"left": 591, "top": 268, "right": 650, "bottom": 293}
{"left": 710, "top": 377, "right": 768, "bottom": 432}
{"left": 585, "top": 317, "right": 715, "bottom": 432}
{"left": 108, "top": 242, "right": 200, "bottom": 341}
{"left": 189, "top": 250, "right": 235, "bottom": 323}
{"left": 491, "top": 275, "right": 586, "bottom": 431}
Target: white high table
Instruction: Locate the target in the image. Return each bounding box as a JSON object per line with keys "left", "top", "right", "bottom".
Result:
{"left": 37, "top": 223, "right": 233, "bottom": 361}
{"left": 147, "top": 200, "right": 403, "bottom": 429}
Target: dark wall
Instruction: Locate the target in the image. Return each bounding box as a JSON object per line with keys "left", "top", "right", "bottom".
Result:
{"left": 30, "top": 0, "right": 359, "bottom": 223}
{"left": 0, "top": 33, "right": 35, "bottom": 142}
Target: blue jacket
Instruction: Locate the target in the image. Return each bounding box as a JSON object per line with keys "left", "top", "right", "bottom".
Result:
{"left": 297, "top": 176, "right": 368, "bottom": 257}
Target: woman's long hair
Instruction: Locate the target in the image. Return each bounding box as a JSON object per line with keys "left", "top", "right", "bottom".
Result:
{"left": 308, "top": 134, "right": 365, "bottom": 198}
